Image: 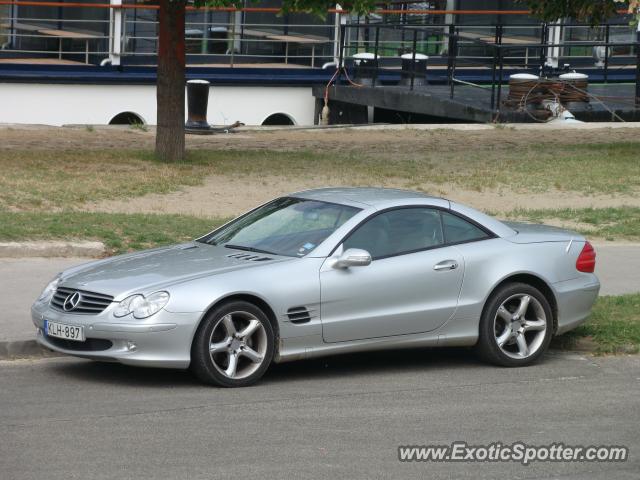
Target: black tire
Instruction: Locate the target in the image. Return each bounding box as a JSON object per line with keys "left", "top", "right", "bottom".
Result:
{"left": 476, "top": 282, "right": 553, "bottom": 367}
{"left": 191, "top": 300, "right": 275, "bottom": 387}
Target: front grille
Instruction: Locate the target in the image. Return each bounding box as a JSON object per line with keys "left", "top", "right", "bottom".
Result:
{"left": 50, "top": 287, "right": 114, "bottom": 315}
{"left": 46, "top": 336, "right": 113, "bottom": 352}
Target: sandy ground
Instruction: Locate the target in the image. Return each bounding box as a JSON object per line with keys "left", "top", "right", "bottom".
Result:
{"left": 2, "top": 124, "right": 639, "bottom": 217}
{"left": 87, "top": 175, "right": 638, "bottom": 218}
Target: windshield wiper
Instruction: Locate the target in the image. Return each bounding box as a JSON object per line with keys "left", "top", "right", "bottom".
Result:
{"left": 224, "top": 244, "right": 277, "bottom": 255}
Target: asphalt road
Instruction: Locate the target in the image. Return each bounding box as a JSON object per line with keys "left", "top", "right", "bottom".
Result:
{"left": 1, "top": 244, "right": 639, "bottom": 343}
{"left": 0, "top": 351, "right": 638, "bottom": 479}
{"left": 0, "top": 257, "right": 91, "bottom": 342}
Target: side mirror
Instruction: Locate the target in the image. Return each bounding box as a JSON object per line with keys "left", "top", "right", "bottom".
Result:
{"left": 332, "top": 248, "right": 372, "bottom": 269}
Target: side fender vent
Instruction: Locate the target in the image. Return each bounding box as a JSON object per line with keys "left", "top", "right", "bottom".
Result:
{"left": 287, "top": 306, "right": 313, "bottom": 324}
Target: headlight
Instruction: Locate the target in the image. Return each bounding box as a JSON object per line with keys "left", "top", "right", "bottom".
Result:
{"left": 38, "top": 275, "right": 61, "bottom": 302}
{"left": 113, "top": 291, "right": 170, "bottom": 319}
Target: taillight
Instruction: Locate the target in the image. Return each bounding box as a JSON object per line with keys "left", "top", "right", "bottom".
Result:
{"left": 576, "top": 241, "right": 596, "bottom": 273}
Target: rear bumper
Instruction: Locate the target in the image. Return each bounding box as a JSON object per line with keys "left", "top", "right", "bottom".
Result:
{"left": 32, "top": 302, "right": 201, "bottom": 368}
{"left": 553, "top": 275, "right": 600, "bottom": 335}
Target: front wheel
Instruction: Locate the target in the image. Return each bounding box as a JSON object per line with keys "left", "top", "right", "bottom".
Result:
{"left": 191, "top": 301, "right": 275, "bottom": 387}
{"left": 476, "top": 282, "right": 553, "bottom": 367}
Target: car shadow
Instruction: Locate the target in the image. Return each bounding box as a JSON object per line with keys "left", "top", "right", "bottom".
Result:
{"left": 265, "top": 347, "right": 483, "bottom": 383}
{"left": 49, "top": 359, "right": 203, "bottom": 388}
{"left": 48, "top": 346, "right": 484, "bottom": 388}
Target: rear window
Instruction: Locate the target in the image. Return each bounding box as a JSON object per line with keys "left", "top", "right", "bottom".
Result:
{"left": 442, "top": 211, "right": 489, "bottom": 244}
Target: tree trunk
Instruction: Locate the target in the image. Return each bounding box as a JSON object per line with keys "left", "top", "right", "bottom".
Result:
{"left": 155, "top": 0, "right": 186, "bottom": 162}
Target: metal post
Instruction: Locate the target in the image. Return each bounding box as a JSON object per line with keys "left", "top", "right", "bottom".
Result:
{"left": 539, "top": 22, "right": 547, "bottom": 75}
{"left": 109, "top": 0, "right": 122, "bottom": 66}
{"left": 446, "top": 24, "right": 454, "bottom": 87}
{"left": 332, "top": 3, "right": 342, "bottom": 65}
{"left": 364, "top": 15, "right": 369, "bottom": 53}
{"left": 450, "top": 28, "right": 457, "bottom": 99}
{"left": 604, "top": 24, "right": 610, "bottom": 84}
{"left": 9, "top": 1, "right": 17, "bottom": 48}
{"left": 496, "top": 45, "right": 504, "bottom": 112}
{"left": 490, "top": 45, "right": 497, "bottom": 110}
{"left": 230, "top": 11, "right": 236, "bottom": 68}
{"left": 337, "top": 23, "right": 345, "bottom": 84}
{"left": 401, "top": 2, "right": 406, "bottom": 45}
{"left": 546, "top": 19, "right": 562, "bottom": 69}
{"left": 636, "top": 27, "right": 640, "bottom": 108}
{"left": 121, "top": 8, "right": 127, "bottom": 58}
{"left": 240, "top": 0, "right": 246, "bottom": 55}
{"left": 132, "top": 5, "right": 137, "bottom": 53}
{"left": 200, "top": 8, "right": 208, "bottom": 55}
{"left": 492, "top": 21, "right": 504, "bottom": 107}
{"left": 374, "top": 25, "right": 379, "bottom": 58}
{"left": 372, "top": 25, "right": 379, "bottom": 86}
{"left": 410, "top": 28, "right": 417, "bottom": 91}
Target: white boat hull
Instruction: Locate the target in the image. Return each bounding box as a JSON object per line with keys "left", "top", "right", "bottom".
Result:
{"left": 0, "top": 83, "right": 315, "bottom": 126}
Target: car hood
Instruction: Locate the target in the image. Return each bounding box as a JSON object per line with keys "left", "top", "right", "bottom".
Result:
{"left": 59, "top": 243, "right": 292, "bottom": 299}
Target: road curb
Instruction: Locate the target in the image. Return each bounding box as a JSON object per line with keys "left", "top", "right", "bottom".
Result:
{"left": 0, "top": 241, "right": 105, "bottom": 258}
{"left": 0, "top": 339, "right": 62, "bottom": 360}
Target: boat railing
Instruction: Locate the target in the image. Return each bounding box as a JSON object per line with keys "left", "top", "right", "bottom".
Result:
{"left": 0, "top": 2, "right": 637, "bottom": 74}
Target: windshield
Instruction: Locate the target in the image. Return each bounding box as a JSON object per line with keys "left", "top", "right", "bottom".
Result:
{"left": 199, "top": 197, "right": 361, "bottom": 257}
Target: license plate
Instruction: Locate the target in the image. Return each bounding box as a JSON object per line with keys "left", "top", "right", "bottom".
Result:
{"left": 44, "top": 320, "right": 85, "bottom": 342}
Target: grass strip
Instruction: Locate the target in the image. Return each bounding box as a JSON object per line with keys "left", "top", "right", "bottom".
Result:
{"left": 553, "top": 294, "right": 640, "bottom": 354}
{"left": 0, "top": 211, "right": 228, "bottom": 254}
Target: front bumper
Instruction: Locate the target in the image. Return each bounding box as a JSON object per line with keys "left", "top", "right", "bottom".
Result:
{"left": 31, "top": 301, "right": 202, "bottom": 369}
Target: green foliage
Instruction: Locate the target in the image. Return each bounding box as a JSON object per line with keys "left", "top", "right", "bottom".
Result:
{"left": 520, "top": 0, "right": 637, "bottom": 25}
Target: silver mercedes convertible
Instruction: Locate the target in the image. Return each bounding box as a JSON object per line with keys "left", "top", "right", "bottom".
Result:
{"left": 32, "top": 188, "right": 600, "bottom": 387}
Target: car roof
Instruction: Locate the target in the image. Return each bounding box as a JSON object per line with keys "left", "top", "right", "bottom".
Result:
{"left": 290, "top": 188, "right": 516, "bottom": 239}
{"left": 291, "top": 187, "right": 445, "bottom": 208}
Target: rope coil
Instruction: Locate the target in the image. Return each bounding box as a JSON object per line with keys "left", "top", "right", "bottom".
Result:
{"left": 505, "top": 78, "right": 590, "bottom": 108}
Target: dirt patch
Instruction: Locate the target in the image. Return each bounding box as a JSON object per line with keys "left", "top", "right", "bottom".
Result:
{"left": 2, "top": 124, "right": 639, "bottom": 217}
{"left": 86, "top": 174, "right": 640, "bottom": 218}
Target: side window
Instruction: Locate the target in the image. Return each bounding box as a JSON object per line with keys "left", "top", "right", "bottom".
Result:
{"left": 441, "top": 211, "right": 489, "bottom": 244}
{"left": 343, "top": 208, "right": 444, "bottom": 259}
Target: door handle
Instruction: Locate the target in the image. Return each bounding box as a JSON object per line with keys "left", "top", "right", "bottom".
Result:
{"left": 433, "top": 260, "right": 458, "bottom": 271}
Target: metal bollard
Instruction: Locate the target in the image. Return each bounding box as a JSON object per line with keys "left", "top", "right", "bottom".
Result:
{"left": 352, "top": 52, "right": 379, "bottom": 86}
{"left": 400, "top": 53, "right": 429, "bottom": 87}
{"left": 185, "top": 79, "right": 212, "bottom": 133}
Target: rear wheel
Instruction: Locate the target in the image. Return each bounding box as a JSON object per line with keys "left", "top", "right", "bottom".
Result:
{"left": 191, "top": 301, "right": 274, "bottom": 387}
{"left": 476, "top": 282, "right": 552, "bottom": 367}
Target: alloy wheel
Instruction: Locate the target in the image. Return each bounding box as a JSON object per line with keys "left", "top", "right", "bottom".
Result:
{"left": 208, "top": 311, "right": 267, "bottom": 379}
{"left": 493, "top": 293, "right": 547, "bottom": 360}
